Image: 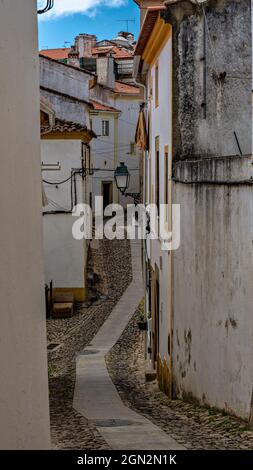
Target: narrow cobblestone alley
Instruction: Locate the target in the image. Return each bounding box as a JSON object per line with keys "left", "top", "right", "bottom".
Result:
{"left": 73, "top": 239, "right": 184, "bottom": 450}
{"left": 47, "top": 237, "right": 132, "bottom": 449}
{"left": 48, "top": 238, "right": 253, "bottom": 450}
{"left": 107, "top": 305, "right": 253, "bottom": 450}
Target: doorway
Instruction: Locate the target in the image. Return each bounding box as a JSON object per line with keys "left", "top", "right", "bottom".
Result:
{"left": 102, "top": 181, "right": 113, "bottom": 212}
{"left": 152, "top": 265, "right": 160, "bottom": 366}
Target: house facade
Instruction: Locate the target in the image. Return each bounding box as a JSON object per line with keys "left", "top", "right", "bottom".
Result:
{"left": 40, "top": 56, "right": 96, "bottom": 302}
{"left": 90, "top": 71, "right": 143, "bottom": 210}
{"left": 135, "top": 0, "right": 253, "bottom": 421}
{"left": 41, "top": 119, "right": 95, "bottom": 302}
{"left": 40, "top": 36, "right": 143, "bottom": 210}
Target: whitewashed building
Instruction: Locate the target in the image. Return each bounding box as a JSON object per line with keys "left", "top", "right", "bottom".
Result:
{"left": 90, "top": 75, "right": 142, "bottom": 210}
{"left": 135, "top": 0, "right": 253, "bottom": 421}
{"left": 40, "top": 36, "right": 143, "bottom": 211}
{"left": 40, "top": 56, "right": 96, "bottom": 302}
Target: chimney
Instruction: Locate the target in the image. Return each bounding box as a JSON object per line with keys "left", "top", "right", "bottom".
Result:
{"left": 67, "top": 47, "right": 80, "bottom": 67}
{"left": 96, "top": 54, "right": 115, "bottom": 89}
{"left": 75, "top": 34, "right": 97, "bottom": 58}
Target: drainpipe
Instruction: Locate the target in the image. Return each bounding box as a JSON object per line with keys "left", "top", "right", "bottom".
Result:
{"left": 132, "top": 70, "right": 149, "bottom": 359}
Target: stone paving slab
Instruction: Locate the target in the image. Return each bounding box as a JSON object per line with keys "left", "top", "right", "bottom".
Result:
{"left": 74, "top": 239, "right": 185, "bottom": 450}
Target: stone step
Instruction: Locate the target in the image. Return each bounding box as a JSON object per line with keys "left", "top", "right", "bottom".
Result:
{"left": 52, "top": 302, "right": 74, "bottom": 319}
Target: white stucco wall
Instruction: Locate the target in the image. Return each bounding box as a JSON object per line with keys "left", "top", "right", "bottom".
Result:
{"left": 172, "top": 157, "right": 253, "bottom": 420}
{"left": 41, "top": 140, "right": 86, "bottom": 290}
{"left": 90, "top": 95, "right": 141, "bottom": 211}
{"left": 91, "top": 113, "right": 117, "bottom": 211}
{"left": 115, "top": 97, "right": 141, "bottom": 206}
{"left": 147, "top": 36, "right": 173, "bottom": 362}
{"left": 0, "top": 0, "right": 50, "bottom": 449}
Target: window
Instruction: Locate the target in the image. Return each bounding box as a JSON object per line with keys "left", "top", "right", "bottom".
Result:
{"left": 130, "top": 142, "right": 136, "bottom": 155}
{"left": 164, "top": 147, "right": 169, "bottom": 223}
{"left": 155, "top": 136, "right": 160, "bottom": 216}
{"left": 102, "top": 120, "right": 109, "bottom": 136}
{"left": 155, "top": 62, "right": 159, "bottom": 107}
{"left": 150, "top": 74, "right": 153, "bottom": 100}
{"left": 82, "top": 142, "right": 91, "bottom": 174}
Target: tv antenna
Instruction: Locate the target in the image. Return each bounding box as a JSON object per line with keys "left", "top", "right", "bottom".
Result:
{"left": 117, "top": 19, "right": 135, "bottom": 32}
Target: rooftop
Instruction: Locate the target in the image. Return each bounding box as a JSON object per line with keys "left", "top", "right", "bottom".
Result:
{"left": 135, "top": 6, "right": 166, "bottom": 57}
{"left": 90, "top": 100, "right": 121, "bottom": 113}
{"left": 114, "top": 81, "right": 140, "bottom": 95}
{"left": 40, "top": 48, "right": 71, "bottom": 61}
{"left": 92, "top": 46, "right": 133, "bottom": 60}
{"left": 41, "top": 118, "right": 96, "bottom": 138}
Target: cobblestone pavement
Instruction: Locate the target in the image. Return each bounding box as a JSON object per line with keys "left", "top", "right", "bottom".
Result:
{"left": 106, "top": 304, "right": 253, "bottom": 450}
{"left": 47, "top": 238, "right": 132, "bottom": 450}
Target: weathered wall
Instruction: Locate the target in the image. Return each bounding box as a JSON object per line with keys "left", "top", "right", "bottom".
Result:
{"left": 41, "top": 88, "right": 88, "bottom": 125}
{"left": 171, "top": 0, "right": 252, "bottom": 159}
{"left": 40, "top": 56, "right": 91, "bottom": 125}
{"left": 172, "top": 156, "right": 253, "bottom": 420}
{"left": 40, "top": 55, "right": 91, "bottom": 102}
{"left": 0, "top": 0, "right": 50, "bottom": 449}
{"left": 169, "top": 0, "right": 253, "bottom": 420}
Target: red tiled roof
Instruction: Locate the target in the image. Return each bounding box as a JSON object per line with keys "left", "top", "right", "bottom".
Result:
{"left": 92, "top": 45, "right": 133, "bottom": 60}
{"left": 41, "top": 118, "right": 96, "bottom": 137}
{"left": 114, "top": 81, "right": 140, "bottom": 95}
{"left": 90, "top": 100, "right": 121, "bottom": 113}
{"left": 135, "top": 6, "right": 166, "bottom": 57}
{"left": 40, "top": 48, "right": 71, "bottom": 60}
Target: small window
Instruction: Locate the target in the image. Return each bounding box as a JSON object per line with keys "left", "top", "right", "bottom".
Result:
{"left": 130, "top": 142, "right": 136, "bottom": 155}
{"left": 155, "top": 136, "right": 160, "bottom": 216}
{"left": 102, "top": 120, "right": 109, "bottom": 136}
{"left": 150, "top": 74, "right": 153, "bottom": 100}
{"left": 155, "top": 62, "right": 159, "bottom": 108}
{"left": 164, "top": 149, "right": 169, "bottom": 222}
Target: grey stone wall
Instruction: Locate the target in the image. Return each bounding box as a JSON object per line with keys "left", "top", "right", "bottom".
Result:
{"left": 169, "top": 0, "right": 253, "bottom": 419}
{"left": 170, "top": 0, "right": 252, "bottom": 161}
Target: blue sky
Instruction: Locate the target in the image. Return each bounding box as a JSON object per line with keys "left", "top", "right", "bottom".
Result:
{"left": 38, "top": 0, "right": 140, "bottom": 50}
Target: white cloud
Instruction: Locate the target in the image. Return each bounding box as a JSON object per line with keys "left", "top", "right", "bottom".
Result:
{"left": 38, "top": 0, "right": 127, "bottom": 20}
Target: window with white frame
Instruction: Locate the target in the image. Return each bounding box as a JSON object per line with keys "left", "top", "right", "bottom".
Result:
{"left": 102, "top": 120, "right": 110, "bottom": 136}
{"left": 130, "top": 142, "right": 136, "bottom": 155}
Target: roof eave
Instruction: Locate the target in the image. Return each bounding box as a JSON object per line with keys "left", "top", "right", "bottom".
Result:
{"left": 134, "top": 6, "right": 166, "bottom": 57}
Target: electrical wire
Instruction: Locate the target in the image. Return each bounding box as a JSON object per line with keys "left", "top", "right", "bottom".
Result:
{"left": 38, "top": 0, "right": 54, "bottom": 14}
{"left": 43, "top": 174, "right": 73, "bottom": 185}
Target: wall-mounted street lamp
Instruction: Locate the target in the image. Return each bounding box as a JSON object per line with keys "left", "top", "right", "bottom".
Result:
{"left": 38, "top": 0, "right": 54, "bottom": 14}
{"left": 114, "top": 162, "right": 140, "bottom": 205}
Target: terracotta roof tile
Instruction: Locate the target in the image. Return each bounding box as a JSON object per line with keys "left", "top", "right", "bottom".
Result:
{"left": 92, "top": 45, "right": 133, "bottom": 60}
{"left": 40, "top": 48, "right": 71, "bottom": 60}
{"left": 90, "top": 100, "right": 121, "bottom": 113}
{"left": 114, "top": 81, "right": 140, "bottom": 95}
{"left": 41, "top": 118, "right": 96, "bottom": 137}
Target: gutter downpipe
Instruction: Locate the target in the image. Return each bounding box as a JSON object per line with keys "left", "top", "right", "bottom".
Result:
{"left": 132, "top": 56, "right": 149, "bottom": 362}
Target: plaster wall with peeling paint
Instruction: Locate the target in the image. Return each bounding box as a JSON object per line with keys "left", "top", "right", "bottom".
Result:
{"left": 170, "top": 0, "right": 253, "bottom": 420}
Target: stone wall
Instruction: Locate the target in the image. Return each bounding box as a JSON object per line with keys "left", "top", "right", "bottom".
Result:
{"left": 170, "top": 0, "right": 252, "bottom": 160}
{"left": 169, "top": 0, "right": 253, "bottom": 420}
